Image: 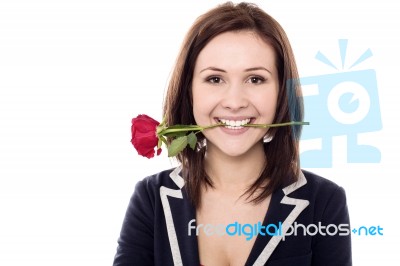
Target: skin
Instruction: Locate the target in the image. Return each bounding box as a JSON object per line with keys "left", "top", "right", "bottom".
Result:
{"left": 191, "top": 30, "right": 279, "bottom": 265}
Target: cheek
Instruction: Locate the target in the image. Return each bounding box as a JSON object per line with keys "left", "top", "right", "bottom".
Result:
{"left": 193, "top": 96, "right": 214, "bottom": 121}
{"left": 256, "top": 90, "right": 278, "bottom": 118}
{"left": 192, "top": 87, "right": 212, "bottom": 123}
{"left": 192, "top": 86, "right": 216, "bottom": 112}
{"left": 192, "top": 89, "right": 202, "bottom": 117}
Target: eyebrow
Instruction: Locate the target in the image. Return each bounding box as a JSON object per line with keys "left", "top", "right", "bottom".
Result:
{"left": 199, "top": 66, "right": 272, "bottom": 74}
{"left": 199, "top": 67, "right": 226, "bottom": 73}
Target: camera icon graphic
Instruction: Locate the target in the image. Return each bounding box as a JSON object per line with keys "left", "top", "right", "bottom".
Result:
{"left": 298, "top": 40, "right": 382, "bottom": 168}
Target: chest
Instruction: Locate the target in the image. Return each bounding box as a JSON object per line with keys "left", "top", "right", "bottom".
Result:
{"left": 196, "top": 193, "right": 271, "bottom": 266}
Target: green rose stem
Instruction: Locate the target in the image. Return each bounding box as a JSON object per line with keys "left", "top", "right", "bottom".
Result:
{"left": 157, "top": 123, "right": 222, "bottom": 135}
{"left": 157, "top": 121, "right": 309, "bottom": 157}
{"left": 243, "top": 121, "right": 310, "bottom": 128}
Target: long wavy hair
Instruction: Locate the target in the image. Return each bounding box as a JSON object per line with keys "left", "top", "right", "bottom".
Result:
{"left": 163, "top": 2, "right": 304, "bottom": 207}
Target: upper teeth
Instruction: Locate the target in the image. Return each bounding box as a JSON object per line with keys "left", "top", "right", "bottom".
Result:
{"left": 219, "top": 118, "right": 251, "bottom": 127}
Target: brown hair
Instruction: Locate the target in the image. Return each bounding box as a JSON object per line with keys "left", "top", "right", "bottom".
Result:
{"left": 163, "top": 2, "right": 304, "bottom": 207}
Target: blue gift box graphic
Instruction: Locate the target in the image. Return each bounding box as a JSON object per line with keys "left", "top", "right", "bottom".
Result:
{"left": 297, "top": 39, "right": 382, "bottom": 168}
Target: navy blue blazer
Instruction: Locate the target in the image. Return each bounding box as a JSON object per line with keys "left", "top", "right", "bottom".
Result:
{"left": 113, "top": 167, "right": 352, "bottom": 265}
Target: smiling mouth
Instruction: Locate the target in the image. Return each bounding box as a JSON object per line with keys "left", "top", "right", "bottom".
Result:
{"left": 216, "top": 118, "right": 252, "bottom": 129}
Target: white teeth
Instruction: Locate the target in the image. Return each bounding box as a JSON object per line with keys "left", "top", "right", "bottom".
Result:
{"left": 219, "top": 118, "right": 251, "bottom": 128}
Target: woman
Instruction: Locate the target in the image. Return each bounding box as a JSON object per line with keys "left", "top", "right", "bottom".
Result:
{"left": 113, "top": 2, "right": 352, "bottom": 265}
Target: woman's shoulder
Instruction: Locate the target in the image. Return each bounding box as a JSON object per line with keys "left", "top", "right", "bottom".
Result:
{"left": 296, "top": 170, "right": 350, "bottom": 237}
{"left": 133, "top": 166, "right": 184, "bottom": 196}
{"left": 297, "top": 169, "right": 347, "bottom": 204}
{"left": 301, "top": 169, "right": 342, "bottom": 190}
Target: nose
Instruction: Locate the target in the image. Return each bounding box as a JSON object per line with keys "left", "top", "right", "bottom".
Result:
{"left": 220, "top": 82, "right": 249, "bottom": 111}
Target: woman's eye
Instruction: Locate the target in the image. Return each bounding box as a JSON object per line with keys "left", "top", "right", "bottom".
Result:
{"left": 248, "top": 76, "right": 265, "bottom": 84}
{"left": 207, "top": 76, "right": 222, "bottom": 84}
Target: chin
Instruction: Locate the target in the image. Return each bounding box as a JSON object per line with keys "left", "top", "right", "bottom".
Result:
{"left": 208, "top": 142, "right": 263, "bottom": 159}
{"left": 220, "top": 150, "right": 248, "bottom": 158}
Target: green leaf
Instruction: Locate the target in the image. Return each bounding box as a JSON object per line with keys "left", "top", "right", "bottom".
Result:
{"left": 168, "top": 136, "right": 188, "bottom": 157}
{"left": 163, "top": 131, "right": 188, "bottom": 138}
{"left": 187, "top": 132, "right": 197, "bottom": 150}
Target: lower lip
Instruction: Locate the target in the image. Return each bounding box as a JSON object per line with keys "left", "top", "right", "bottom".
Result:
{"left": 219, "top": 125, "right": 250, "bottom": 135}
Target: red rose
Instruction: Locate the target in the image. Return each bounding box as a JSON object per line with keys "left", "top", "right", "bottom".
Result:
{"left": 131, "top": 114, "right": 162, "bottom": 158}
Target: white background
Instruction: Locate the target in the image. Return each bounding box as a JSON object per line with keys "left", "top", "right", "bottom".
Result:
{"left": 0, "top": 0, "right": 399, "bottom": 265}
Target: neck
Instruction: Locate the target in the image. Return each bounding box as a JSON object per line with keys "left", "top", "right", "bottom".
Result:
{"left": 204, "top": 142, "right": 266, "bottom": 193}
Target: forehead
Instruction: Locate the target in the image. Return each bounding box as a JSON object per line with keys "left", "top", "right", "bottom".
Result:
{"left": 194, "top": 30, "right": 276, "bottom": 71}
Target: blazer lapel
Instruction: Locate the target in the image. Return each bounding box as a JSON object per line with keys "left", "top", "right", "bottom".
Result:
{"left": 247, "top": 171, "right": 310, "bottom": 266}
{"left": 160, "top": 166, "right": 199, "bottom": 266}
{"left": 160, "top": 167, "right": 309, "bottom": 266}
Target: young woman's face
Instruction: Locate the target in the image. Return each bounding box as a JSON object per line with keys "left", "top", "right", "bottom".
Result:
{"left": 192, "top": 30, "right": 279, "bottom": 158}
